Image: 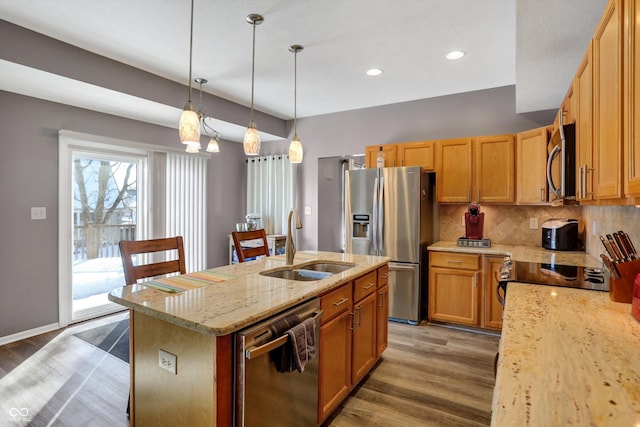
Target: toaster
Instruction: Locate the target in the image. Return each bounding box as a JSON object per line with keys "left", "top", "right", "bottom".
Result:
{"left": 541, "top": 218, "right": 580, "bottom": 251}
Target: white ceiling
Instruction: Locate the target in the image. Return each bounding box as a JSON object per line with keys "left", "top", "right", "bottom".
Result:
{"left": 0, "top": 0, "right": 607, "bottom": 141}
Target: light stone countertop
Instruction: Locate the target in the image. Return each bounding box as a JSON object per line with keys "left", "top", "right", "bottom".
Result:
{"left": 428, "top": 241, "right": 601, "bottom": 268}
{"left": 491, "top": 282, "right": 640, "bottom": 426}
{"left": 108, "top": 251, "right": 389, "bottom": 336}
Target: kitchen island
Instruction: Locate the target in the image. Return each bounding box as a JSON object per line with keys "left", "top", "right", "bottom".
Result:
{"left": 492, "top": 282, "right": 640, "bottom": 426}
{"left": 108, "top": 250, "right": 389, "bottom": 426}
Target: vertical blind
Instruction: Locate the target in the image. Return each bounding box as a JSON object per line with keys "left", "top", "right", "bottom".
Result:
{"left": 247, "top": 155, "right": 296, "bottom": 235}
{"left": 165, "top": 151, "right": 207, "bottom": 272}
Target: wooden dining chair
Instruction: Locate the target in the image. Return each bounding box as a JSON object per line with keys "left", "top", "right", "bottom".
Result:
{"left": 118, "top": 235, "right": 186, "bottom": 419}
{"left": 119, "top": 236, "right": 186, "bottom": 285}
{"left": 232, "top": 229, "right": 270, "bottom": 262}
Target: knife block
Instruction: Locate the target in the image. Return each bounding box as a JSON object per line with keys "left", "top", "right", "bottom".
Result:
{"left": 609, "top": 259, "right": 640, "bottom": 303}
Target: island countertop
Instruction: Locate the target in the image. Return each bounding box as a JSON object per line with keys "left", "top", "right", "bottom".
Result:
{"left": 428, "top": 241, "right": 600, "bottom": 268}
{"left": 491, "top": 282, "right": 640, "bottom": 426}
{"left": 108, "top": 250, "right": 390, "bottom": 336}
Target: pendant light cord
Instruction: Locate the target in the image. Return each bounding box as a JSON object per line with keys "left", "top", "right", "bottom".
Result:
{"left": 249, "top": 21, "right": 256, "bottom": 124}
{"left": 187, "top": 0, "right": 194, "bottom": 104}
{"left": 293, "top": 49, "right": 297, "bottom": 134}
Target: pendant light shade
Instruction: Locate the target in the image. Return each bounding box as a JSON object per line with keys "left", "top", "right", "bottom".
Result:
{"left": 179, "top": 107, "right": 200, "bottom": 146}
{"left": 179, "top": 0, "right": 200, "bottom": 149}
{"left": 288, "top": 44, "right": 304, "bottom": 163}
{"left": 244, "top": 14, "right": 263, "bottom": 156}
{"left": 206, "top": 135, "right": 220, "bottom": 153}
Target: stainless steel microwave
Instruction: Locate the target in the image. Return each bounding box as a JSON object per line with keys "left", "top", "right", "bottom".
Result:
{"left": 546, "top": 113, "right": 576, "bottom": 203}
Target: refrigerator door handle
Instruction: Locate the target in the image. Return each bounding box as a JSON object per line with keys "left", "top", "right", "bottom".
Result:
{"left": 372, "top": 175, "right": 379, "bottom": 252}
{"left": 377, "top": 175, "right": 384, "bottom": 253}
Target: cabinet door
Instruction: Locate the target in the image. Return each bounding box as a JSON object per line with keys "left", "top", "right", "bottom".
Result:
{"left": 576, "top": 42, "right": 595, "bottom": 202}
{"left": 483, "top": 256, "right": 504, "bottom": 330}
{"left": 429, "top": 267, "right": 480, "bottom": 326}
{"left": 593, "top": 0, "right": 623, "bottom": 199}
{"left": 626, "top": 0, "right": 640, "bottom": 196}
{"left": 516, "top": 127, "right": 549, "bottom": 204}
{"left": 376, "top": 284, "right": 389, "bottom": 357}
{"left": 365, "top": 145, "right": 397, "bottom": 168}
{"left": 396, "top": 141, "right": 435, "bottom": 170}
{"left": 351, "top": 292, "right": 377, "bottom": 384}
{"left": 474, "top": 135, "right": 515, "bottom": 203}
{"left": 436, "top": 138, "right": 473, "bottom": 203}
{"left": 318, "top": 310, "right": 352, "bottom": 423}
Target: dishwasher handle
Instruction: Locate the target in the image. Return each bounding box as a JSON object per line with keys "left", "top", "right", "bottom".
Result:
{"left": 245, "top": 310, "right": 323, "bottom": 360}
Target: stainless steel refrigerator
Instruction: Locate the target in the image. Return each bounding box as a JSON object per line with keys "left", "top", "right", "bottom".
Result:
{"left": 345, "top": 166, "right": 435, "bottom": 324}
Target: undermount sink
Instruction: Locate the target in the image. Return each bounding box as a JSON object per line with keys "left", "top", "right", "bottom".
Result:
{"left": 259, "top": 261, "right": 355, "bottom": 281}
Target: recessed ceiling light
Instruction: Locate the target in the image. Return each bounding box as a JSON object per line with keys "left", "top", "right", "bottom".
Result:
{"left": 366, "top": 68, "right": 383, "bottom": 76}
{"left": 446, "top": 50, "right": 465, "bottom": 60}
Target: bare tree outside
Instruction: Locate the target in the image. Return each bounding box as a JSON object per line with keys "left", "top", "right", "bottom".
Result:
{"left": 73, "top": 158, "right": 137, "bottom": 259}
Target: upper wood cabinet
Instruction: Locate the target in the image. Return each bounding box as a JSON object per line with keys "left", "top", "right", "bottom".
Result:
{"left": 396, "top": 141, "right": 435, "bottom": 170}
{"left": 365, "top": 145, "right": 397, "bottom": 168}
{"left": 365, "top": 141, "right": 435, "bottom": 170}
{"left": 436, "top": 138, "right": 473, "bottom": 203}
{"left": 625, "top": 0, "right": 640, "bottom": 197}
{"left": 516, "top": 126, "right": 549, "bottom": 204}
{"left": 575, "top": 41, "right": 596, "bottom": 203}
{"left": 474, "top": 134, "right": 516, "bottom": 204}
{"left": 593, "top": 0, "right": 624, "bottom": 200}
{"left": 436, "top": 135, "right": 515, "bottom": 204}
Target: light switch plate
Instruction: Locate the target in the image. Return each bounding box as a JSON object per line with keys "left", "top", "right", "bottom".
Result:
{"left": 159, "top": 349, "right": 177, "bottom": 374}
{"left": 529, "top": 217, "right": 538, "bottom": 229}
{"left": 31, "top": 207, "right": 46, "bottom": 220}
{"left": 304, "top": 206, "right": 312, "bottom": 215}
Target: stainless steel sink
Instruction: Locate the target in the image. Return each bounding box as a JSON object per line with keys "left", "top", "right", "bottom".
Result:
{"left": 259, "top": 261, "right": 355, "bottom": 281}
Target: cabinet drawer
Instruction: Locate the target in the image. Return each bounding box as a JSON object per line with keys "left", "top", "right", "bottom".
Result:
{"left": 430, "top": 252, "right": 481, "bottom": 270}
{"left": 377, "top": 264, "right": 389, "bottom": 288}
{"left": 320, "top": 283, "right": 352, "bottom": 324}
{"left": 353, "top": 271, "right": 378, "bottom": 302}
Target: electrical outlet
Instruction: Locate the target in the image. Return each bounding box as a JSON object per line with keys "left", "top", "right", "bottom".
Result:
{"left": 159, "top": 349, "right": 177, "bottom": 374}
{"left": 461, "top": 215, "right": 465, "bottom": 227}
{"left": 529, "top": 217, "right": 538, "bottom": 230}
{"left": 31, "top": 207, "right": 46, "bottom": 220}
{"left": 304, "top": 206, "right": 312, "bottom": 215}
{"left": 592, "top": 221, "right": 597, "bottom": 236}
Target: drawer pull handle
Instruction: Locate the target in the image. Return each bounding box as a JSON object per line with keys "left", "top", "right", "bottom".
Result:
{"left": 333, "top": 297, "right": 349, "bottom": 307}
{"left": 447, "top": 259, "right": 462, "bottom": 263}
{"left": 363, "top": 283, "right": 376, "bottom": 290}
{"left": 380, "top": 274, "right": 389, "bottom": 279}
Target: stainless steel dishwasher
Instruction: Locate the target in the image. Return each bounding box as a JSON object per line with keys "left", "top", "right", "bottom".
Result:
{"left": 234, "top": 298, "right": 322, "bottom": 427}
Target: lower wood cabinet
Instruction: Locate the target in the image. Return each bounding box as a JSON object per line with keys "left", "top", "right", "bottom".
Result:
{"left": 428, "top": 251, "right": 503, "bottom": 331}
{"left": 376, "top": 264, "right": 389, "bottom": 357}
{"left": 318, "top": 265, "right": 387, "bottom": 424}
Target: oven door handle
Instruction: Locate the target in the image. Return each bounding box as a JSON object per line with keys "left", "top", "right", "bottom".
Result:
{"left": 245, "top": 310, "right": 323, "bottom": 360}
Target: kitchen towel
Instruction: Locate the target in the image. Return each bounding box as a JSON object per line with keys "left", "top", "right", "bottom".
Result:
{"left": 286, "top": 317, "right": 317, "bottom": 373}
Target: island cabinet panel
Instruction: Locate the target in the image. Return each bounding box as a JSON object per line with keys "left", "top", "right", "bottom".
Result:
{"left": 376, "top": 265, "right": 390, "bottom": 357}
{"left": 131, "top": 311, "right": 218, "bottom": 426}
{"left": 351, "top": 291, "right": 377, "bottom": 384}
{"left": 593, "top": 0, "right": 624, "bottom": 200}
{"left": 516, "top": 126, "right": 549, "bottom": 204}
{"left": 318, "top": 309, "right": 352, "bottom": 423}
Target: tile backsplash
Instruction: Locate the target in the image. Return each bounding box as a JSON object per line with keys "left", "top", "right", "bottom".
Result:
{"left": 439, "top": 204, "right": 640, "bottom": 259}
{"left": 439, "top": 205, "right": 582, "bottom": 247}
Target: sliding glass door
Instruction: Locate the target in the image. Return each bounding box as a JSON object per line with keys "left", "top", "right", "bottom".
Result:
{"left": 59, "top": 131, "right": 148, "bottom": 325}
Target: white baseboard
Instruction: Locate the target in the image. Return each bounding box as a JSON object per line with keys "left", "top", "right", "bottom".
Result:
{"left": 0, "top": 322, "right": 61, "bottom": 347}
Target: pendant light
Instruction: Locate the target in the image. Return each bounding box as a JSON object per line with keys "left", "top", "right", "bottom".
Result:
{"left": 179, "top": 0, "right": 200, "bottom": 152}
{"left": 243, "top": 14, "right": 263, "bottom": 156}
{"left": 194, "top": 77, "right": 221, "bottom": 154}
{"left": 288, "top": 44, "right": 304, "bottom": 163}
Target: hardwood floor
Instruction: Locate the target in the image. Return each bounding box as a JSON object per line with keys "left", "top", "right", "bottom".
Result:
{"left": 0, "top": 314, "right": 499, "bottom": 427}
